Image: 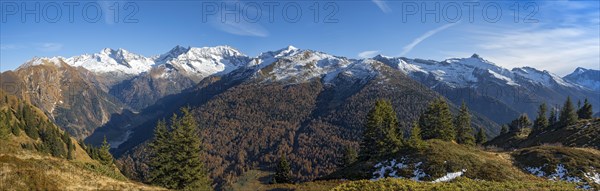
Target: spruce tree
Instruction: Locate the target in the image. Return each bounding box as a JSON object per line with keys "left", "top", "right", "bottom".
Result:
{"left": 532, "top": 103, "right": 549, "bottom": 135}
{"left": 341, "top": 146, "right": 357, "bottom": 167}
{"left": 475, "top": 128, "right": 487, "bottom": 145}
{"left": 62, "top": 131, "right": 74, "bottom": 160}
{"left": 148, "top": 119, "right": 173, "bottom": 187}
{"left": 454, "top": 102, "right": 475, "bottom": 145}
{"left": 274, "top": 155, "right": 292, "bottom": 184}
{"left": 148, "top": 107, "right": 212, "bottom": 190}
{"left": 359, "top": 100, "right": 402, "bottom": 159}
{"left": 0, "top": 112, "right": 9, "bottom": 140}
{"left": 559, "top": 97, "right": 578, "bottom": 127}
{"left": 407, "top": 121, "right": 426, "bottom": 151}
{"left": 98, "top": 136, "right": 114, "bottom": 165}
{"left": 509, "top": 114, "right": 532, "bottom": 132}
{"left": 419, "top": 97, "right": 455, "bottom": 141}
{"left": 577, "top": 98, "right": 593, "bottom": 119}
{"left": 500, "top": 125, "right": 509, "bottom": 134}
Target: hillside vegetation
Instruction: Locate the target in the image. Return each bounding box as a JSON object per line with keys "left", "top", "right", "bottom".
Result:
{"left": 0, "top": 90, "right": 164, "bottom": 190}
{"left": 331, "top": 177, "right": 579, "bottom": 191}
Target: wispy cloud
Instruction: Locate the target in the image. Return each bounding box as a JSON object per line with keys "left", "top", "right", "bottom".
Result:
{"left": 472, "top": 27, "right": 599, "bottom": 75}
{"left": 209, "top": 1, "right": 269, "bottom": 37}
{"left": 36, "top": 43, "right": 63, "bottom": 52}
{"left": 372, "top": 0, "right": 391, "bottom": 13}
{"left": 464, "top": 1, "right": 600, "bottom": 75}
{"left": 358, "top": 50, "right": 379, "bottom": 58}
{"left": 214, "top": 20, "right": 269, "bottom": 37}
{"left": 400, "top": 22, "right": 458, "bottom": 56}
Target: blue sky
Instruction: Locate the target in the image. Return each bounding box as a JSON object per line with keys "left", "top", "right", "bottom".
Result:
{"left": 1, "top": 0, "right": 599, "bottom": 75}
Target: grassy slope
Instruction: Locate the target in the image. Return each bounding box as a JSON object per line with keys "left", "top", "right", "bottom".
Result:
{"left": 226, "top": 169, "right": 344, "bottom": 191}
{"left": 326, "top": 139, "right": 536, "bottom": 181}
{"left": 331, "top": 177, "right": 578, "bottom": 191}
{"left": 486, "top": 119, "right": 600, "bottom": 149}
{"left": 0, "top": 91, "right": 165, "bottom": 191}
{"left": 319, "top": 139, "right": 596, "bottom": 190}
{"left": 0, "top": 133, "right": 166, "bottom": 191}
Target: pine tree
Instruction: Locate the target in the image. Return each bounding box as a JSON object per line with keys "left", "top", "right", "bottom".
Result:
{"left": 98, "top": 136, "right": 114, "bottom": 165}
{"left": 359, "top": 100, "right": 403, "bottom": 159}
{"left": 341, "top": 146, "right": 357, "bottom": 167}
{"left": 454, "top": 102, "right": 475, "bottom": 145}
{"left": 509, "top": 114, "right": 532, "bottom": 132}
{"left": 577, "top": 98, "right": 593, "bottom": 119}
{"left": 274, "top": 155, "right": 292, "bottom": 184}
{"left": 62, "top": 131, "right": 74, "bottom": 160}
{"left": 419, "top": 97, "right": 455, "bottom": 141}
{"left": 407, "top": 121, "right": 426, "bottom": 151}
{"left": 0, "top": 111, "right": 9, "bottom": 140}
{"left": 475, "top": 128, "right": 487, "bottom": 145}
{"left": 148, "top": 119, "right": 174, "bottom": 187}
{"left": 549, "top": 107, "right": 558, "bottom": 126}
{"left": 148, "top": 107, "right": 212, "bottom": 190}
{"left": 532, "top": 103, "right": 549, "bottom": 135}
{"left": 500, "top": 125, "right": 509, "bottom": 134}
{"left": 559, "top": 97, "right": 578, "bottom": 127}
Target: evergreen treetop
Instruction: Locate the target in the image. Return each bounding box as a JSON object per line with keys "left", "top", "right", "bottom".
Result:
{"left": 419, "top": 97, "right": 455, "bottom": 142}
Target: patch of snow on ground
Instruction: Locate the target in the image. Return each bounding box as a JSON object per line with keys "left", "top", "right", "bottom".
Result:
{"left": 547, "top": 164, "right": 581, "bottom": 182}
{"left": 371, "top": 158, "right": 408, "bottom": 180}
{"left": 584, "top": 171, "right": 600, "bottom": 184}
{"left": 525, "top": 165, "right": 546, "bottom": 177}
{"left": 432, "top": 169, "right": 466, "bottom": 183}
{"left": 411, "top": 162, "right": 427, "bottom": 181}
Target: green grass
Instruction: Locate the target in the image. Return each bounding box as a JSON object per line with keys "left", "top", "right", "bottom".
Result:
{"left": 331, "top": 177, "right": 580, "bottom": 191}
{"left": 326, "top": 139, "right": 535, "bottom": 182}
{"left": 226, "top": 170, "right": 345, "bottom": 191}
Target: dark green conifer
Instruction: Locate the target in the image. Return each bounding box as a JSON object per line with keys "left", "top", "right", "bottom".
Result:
{"left": 359, "top": 100, "right": 403, "bottom": 159}
{"left": 274, "top": 155, "right": 292, "bottom": 184}
{"left": 577, "top": 98, "right": 593, "bottom": 119}
{"left": 419, "top": 97, "right": 455, "bottom": 141}
{"left": 454, "top": 102, "right": 475, "bottom": 145}
{"left": 559, "top": 97, "right": 578, "bottom": 127}
{"left": 475, "top": 128, "right": 487, "bottom": 145}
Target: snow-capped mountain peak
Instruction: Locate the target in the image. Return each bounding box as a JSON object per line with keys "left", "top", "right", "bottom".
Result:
{"left": 512, "top": 67, "right": 575, "bottom": 88}
{"left": 564, "top": 67, "right": 600, "bottom": 91}
{"left": 155, "top": 45, "right": 251, "bottom": 78}
{"left": 65, "top": 48, "right": 155, "bottom": 75}
{"left": 18, "top": 56, "right": 67, "bottom": 70}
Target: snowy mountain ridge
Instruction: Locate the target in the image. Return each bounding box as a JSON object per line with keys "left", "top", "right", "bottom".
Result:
{"left": 17, "top": 45, "right": 596, "bottom": 91}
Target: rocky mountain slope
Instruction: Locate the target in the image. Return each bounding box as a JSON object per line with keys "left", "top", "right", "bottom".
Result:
{"left": 0, "top": 59, "right": 127, "bottom": 139}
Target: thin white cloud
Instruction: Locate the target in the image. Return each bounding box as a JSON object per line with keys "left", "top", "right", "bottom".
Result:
{"left": 372, "top": 0, "right": 391, "bottom": 13}
{"left": 461, "top": 1, "right": 600, "bottom": 75}
{"left": 358, "top": 50, "right": 379, "bottom": 58}
{"left": 214, "top": 20, "right": 269, "bottom": 37}
{"left": 210, "top": 1, "right": 269, "bottom": 37}
{"left": 36, "top": 43, "right": 63, "bottom": 52}
{"left": 400, "top": 22, "right": 458, "bottom": 56}
{"left": 472, "top": 26, "right": 599, "bottom": 75}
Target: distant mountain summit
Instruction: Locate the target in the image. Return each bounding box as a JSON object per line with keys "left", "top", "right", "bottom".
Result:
{"left": 564, "top": 67, "right": 600, "bottom": 91}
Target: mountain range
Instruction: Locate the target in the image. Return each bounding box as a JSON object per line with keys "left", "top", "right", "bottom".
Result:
{"left": 2, "top": 46, "right": 597, "bottom": 138}
{"left": 1, "top": 45, "right": 598, "bottom": 187}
